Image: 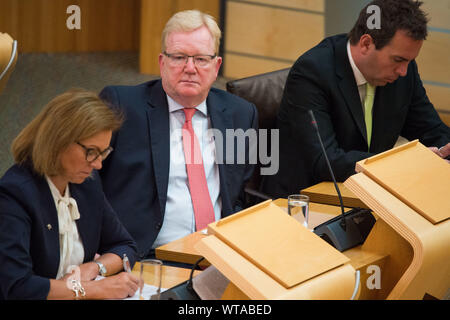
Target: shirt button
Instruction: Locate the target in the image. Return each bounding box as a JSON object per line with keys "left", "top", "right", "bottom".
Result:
{"left": 156, "top": 222, "right": 162, "bottom": 230}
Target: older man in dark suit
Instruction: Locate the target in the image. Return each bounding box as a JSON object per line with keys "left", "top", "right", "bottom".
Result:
{"left": 99, "top": 10, "right": 257, "bottom": 259}
{"left": 263, "top": 0, "right": 450, "bottom": 198}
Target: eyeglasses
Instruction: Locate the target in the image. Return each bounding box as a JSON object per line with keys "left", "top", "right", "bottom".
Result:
{"left": 163, "top": 52, "right": 216, "bottom": 68}
{"left": 76, "top": 141, "right": 113, "bottom": 163}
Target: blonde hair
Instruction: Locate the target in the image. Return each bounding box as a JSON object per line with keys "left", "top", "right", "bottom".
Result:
{"left": 161, "top": 10, "right": 222, "bottom": 54}
{"left": 12, "top": 88, "right": 123, "bottom": 176}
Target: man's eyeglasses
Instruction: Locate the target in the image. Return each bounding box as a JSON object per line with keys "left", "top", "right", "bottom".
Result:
{"left": 163, "top": 52, "right": 216, "bottom": 68}
{"left": 76, "top": 141, "right": 113, "bottom": 163}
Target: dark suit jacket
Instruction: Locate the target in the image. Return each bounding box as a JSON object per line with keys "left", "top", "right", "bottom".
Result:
{"left": 99, "top": 80, "right": 258, "bottom": 258}
{"left": 263, "top": 34, "right": 450, "bottom": 198}
{"left": 0, "top": 164, "right": 137, "bottom": 300}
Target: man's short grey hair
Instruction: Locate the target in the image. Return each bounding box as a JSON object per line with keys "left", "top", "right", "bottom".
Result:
{"left": 161, "top": 10, "right": 221, "bottom": 54}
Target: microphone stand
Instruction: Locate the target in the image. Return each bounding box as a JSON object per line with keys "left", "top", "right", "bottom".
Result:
{"left": 308, "top": 110, "right": 375, "bottom": 251}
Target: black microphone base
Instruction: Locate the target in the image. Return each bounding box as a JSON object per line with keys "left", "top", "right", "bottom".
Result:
{"left": 159, "top": 280, "right": 201, "bottom": 300}
{"left": 313, "top": 208, "right": 376, "bottom": 252}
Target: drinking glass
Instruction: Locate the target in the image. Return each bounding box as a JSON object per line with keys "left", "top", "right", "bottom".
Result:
{"left": 139, "top": 259, "right": 163, "bottom": 300}
{"left": 288, "top": 194, "right": 311, "bottom": 230}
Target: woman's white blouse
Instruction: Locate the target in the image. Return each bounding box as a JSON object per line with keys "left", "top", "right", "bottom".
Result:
{"left": 46, "top": 176, "right": 84, "bottom": 279}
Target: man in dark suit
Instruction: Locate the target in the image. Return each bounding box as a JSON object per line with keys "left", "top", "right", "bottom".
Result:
{"left": 263, "top": 0, "right": 450, "bottom": 198}
{"left": 99, "top": 10, "right": 257, "bottom": 259}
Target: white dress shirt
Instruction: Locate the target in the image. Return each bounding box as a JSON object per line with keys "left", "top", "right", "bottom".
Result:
{"left": 46, "top": 176, "right": 84, "bottom": 279}
{"left": 152, "top": 95, "right": 222, "bottom": 248}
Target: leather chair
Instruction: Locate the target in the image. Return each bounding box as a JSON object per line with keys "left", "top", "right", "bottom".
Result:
{"left": 0, "top": 33, "right": 18, "bottom": 94}
{"left": 226, "top": 68, "right": 290, "bottom": 206}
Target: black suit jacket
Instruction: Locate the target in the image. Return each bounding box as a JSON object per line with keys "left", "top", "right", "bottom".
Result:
{"left": 99, "top": 80, "right": 257, "bottom": 258}
{"left": 263, "top": 34, "right": 450, "bottom": 198}
{"left": 0, "top": 165, "right": 137, "bottom": 300}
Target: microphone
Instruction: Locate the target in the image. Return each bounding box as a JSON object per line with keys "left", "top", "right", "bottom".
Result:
{"left": 308, "top": 110, "right": 375, "bottom": 252}
{"left": 157, "top": 257, "right": 203, "bottom": 300}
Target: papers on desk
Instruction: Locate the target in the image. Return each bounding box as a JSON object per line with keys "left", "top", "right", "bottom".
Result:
{"left": 94, "top": 276, "right": 166, "bottom": 300}
{"left": 125, "top": 284, "right": 166, "bottom": 300}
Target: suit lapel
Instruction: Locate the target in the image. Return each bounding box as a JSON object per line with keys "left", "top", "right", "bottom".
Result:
{"left": 207, "top": 91, "right": 234, "bottom": 216}
{"left": 335, "top": 37, "right": 368, "bottom": 144}
{"left": 35, "top": 174, "right": 61, "bottom": 276}
{"left": 147, "top": 81, "right": 171, "bottom": 216}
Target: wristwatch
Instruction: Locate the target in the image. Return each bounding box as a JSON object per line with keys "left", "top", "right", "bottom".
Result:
{"left": 94, "top": 261, "right": 107, "bottom": 277}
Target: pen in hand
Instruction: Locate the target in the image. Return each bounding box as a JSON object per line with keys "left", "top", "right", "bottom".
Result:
{"left": 123, "top": 254, "right": 132, "bottom": 273}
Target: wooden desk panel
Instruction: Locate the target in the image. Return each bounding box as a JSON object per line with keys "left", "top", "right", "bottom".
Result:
{"left": 154, "top": 200, "right": 393, "bottom": 299}
{"left": 155, "top": 201, "right": 343, "bottom": 265}
{"left": 301, "top": 182, "right": 369, "bottom": 209}
{"left": 155, "top": 231, "right": 211, "bottom": 267}
{"left": 132, "top": 262, "right": 200, "bottom": 289}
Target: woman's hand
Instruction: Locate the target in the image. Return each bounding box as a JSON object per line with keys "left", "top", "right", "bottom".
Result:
{"left": 94, "top": 272, "right": 140, "bottom": 299}
{"left": 78, "top": 261, "right": 101, "bottom": 281}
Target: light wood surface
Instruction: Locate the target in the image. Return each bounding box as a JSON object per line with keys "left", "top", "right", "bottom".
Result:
{"left": 132, "top": 262, "right": 200, "bottom": 289}
{"left": 207, "top": 200, "right": 349, "bottom": 289}
{"left": 346, "top": 142, "right": 450, "bottom": 299}
{"left": 156, "top": 231, "right": 210, "bottom": 267}
{"left": 424, "top": 84, "right": 450, "bottom": 126}
{"left": 416, "top": 31, "right": 450, "bottom": 86}
{"left": 223, "top": 53, "right": 293, "bottom": 81}
{"left": 355, "top": 140, "right": 450, "bottom": 224}
{"left": 249, "top": 0, "right": 325, "bottom": 12}
{"left": 223, "top": 0, "right": 324, "bottom": 78}
{"left": 195, "top": 234, "right": 356, "bottom": 300}
{"left": 0, "top": 0, "right": 139, "bottom": 52}
{"left": 301, "top": 182, "right": 370, "bottom": 209}
{"left": 154, "top": 199, "right": 394, "bottom": 299}
{"left": 423, "top": 0, "right": 450, "bottom": 30}
{"left": 155, "top": 200, "right": 344, "bottom": 265}
{"left": 225, "top": 1, "right": 324, "bottom": 61}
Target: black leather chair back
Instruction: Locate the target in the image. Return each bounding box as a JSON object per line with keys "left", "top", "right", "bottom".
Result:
{"left": 226, "top": 68, "right": 290, "bottom": 131}
{"left": 226, "top": 68, "right": 290, "bottom": 203}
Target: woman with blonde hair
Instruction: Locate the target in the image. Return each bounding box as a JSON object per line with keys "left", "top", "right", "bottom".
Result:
{"left": 0, "top": 89, "right": 139, "bottom": 299}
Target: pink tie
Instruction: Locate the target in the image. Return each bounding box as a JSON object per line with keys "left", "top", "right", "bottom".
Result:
{"left": 182, "top": 108, "right": 215, "bottom": 231}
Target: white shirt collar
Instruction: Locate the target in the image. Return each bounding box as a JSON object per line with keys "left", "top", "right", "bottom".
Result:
{"left": 347, "top": 40, "right": 367, "bottom": 87}
{"left": 166, "top": 94, "right": 208, "bottom": 117}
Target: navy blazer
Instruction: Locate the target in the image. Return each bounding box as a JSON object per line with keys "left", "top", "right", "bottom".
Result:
{"left": 0, "top": 164, "right": 137, "bottom": 300}
{"left": 99, "top": 80, "right": 258, "bottom": 258}
{"left": 263, "top": 34, "right": 450, "bottom": 198}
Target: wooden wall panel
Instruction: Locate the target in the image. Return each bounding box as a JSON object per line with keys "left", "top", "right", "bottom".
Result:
{"left": 416, "top": 31, "right": 450, "bottom": 86}
{"left": 223, "top": 0, "right": 324, "bottom": 79}
{"left": 251, "top": 0, "right": 324, "bottom": 12}
{"left": 420, "top": 0, "right": 450, "bottom": 127}
{"left": 225, "top": 1, "right": 323, "bottom": 61}
{"left": 223, "top": 53, "right": 292, "bottom": 80}
{"left": 0, "top": 0, "right": 140, "bottom": 52}
{"left": 424, "top": 84, "right": 450, "bottom": 126}
{"left": 139, "top": 0, "right": 220, "bottom": 75}
{"left": 422, "top": 0, "right": 450, "bottom": 30}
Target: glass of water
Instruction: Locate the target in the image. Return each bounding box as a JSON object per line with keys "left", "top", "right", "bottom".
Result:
{"left": 139, "top": 259, "right": 163, "bottom": 300}
{"left": 288, "top": 194, "right": 311, "bottom": 230}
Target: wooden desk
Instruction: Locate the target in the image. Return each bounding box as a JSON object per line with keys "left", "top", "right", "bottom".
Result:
{"left": 155, "top": 200, "right": 388, "bottom": 299}
{"left": 301, "top": 182, "right": 369, "bottom": 209}
{"left": 132, "top": 262, "right": 200, "bottom": 289}
{"left": 155, "top": 201, "right": 342, "bottom": 266}
{"left": 156, "top": 232, "right": 210, "bottom": 267}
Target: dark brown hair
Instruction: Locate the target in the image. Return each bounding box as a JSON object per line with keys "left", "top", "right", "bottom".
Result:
{"left": 348, "top": 0, "right": 429, "bottom": 49}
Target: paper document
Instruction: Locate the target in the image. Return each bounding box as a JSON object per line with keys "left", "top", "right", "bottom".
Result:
{"left": 95, "top": 275, "right": 166, "bottom": 300}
